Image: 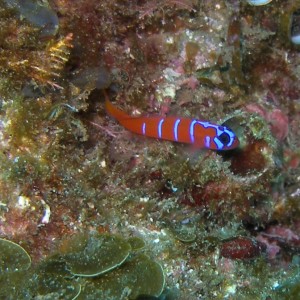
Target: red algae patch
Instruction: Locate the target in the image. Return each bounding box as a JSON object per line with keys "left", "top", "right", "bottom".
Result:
{"left": 220, "top": 236, "right": 266, "bottom": 260}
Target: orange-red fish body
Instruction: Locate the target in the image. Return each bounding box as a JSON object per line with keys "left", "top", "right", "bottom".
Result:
{"left": 105, "top": 98, "right": 239, "bottom": 151}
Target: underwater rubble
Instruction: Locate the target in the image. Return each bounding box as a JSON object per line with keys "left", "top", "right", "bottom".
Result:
{"left": 1, "top": 0, "right": 300, "bottom": 299}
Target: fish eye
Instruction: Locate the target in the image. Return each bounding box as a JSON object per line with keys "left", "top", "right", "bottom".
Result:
{"left": 218, "top": 132, "right": 230, "bottom": 145}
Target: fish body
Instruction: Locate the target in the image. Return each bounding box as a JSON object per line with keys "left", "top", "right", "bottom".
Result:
{"left": 105, "top": 97, "right": 239, "bottom": 151}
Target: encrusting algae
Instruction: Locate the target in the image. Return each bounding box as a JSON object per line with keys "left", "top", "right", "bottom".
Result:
{"left": 1, "top": 0, "right": 300, "bottom": 299}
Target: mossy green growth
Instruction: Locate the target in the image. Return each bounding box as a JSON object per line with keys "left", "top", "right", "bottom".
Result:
{"left": 0, "top": 238, "right": 31, "bottom": 273}
{"left": 79, "top": 253, "right": 165, "bottom": 300}
{"left": 62, "top": 234, "right": 132, "bottom": 277}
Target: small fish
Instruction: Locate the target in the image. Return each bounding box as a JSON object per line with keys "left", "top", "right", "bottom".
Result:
{"left": 105, "top": 95, "right": 239, "bottom": 151}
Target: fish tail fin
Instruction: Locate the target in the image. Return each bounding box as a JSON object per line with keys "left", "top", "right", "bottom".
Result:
{"left": 104, "top": 91, "right": 128, "bottom": 121}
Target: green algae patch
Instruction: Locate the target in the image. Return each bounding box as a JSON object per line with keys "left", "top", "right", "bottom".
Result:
{"left": 26, "top": 259, "right": 81, "bottom": 300}
{"left": 0, "top": 239, "right": 31, "bottom": 299}
{"left": 0, "top": 270, "right": 30, "bottom": 300}
{"left": 127, "top": 236, "right": 146, "bottom": 251}
{"left": 36, "top": 274, "right": 81, "bottom": 300}
{"left": 79, "top": 254, "right": 165, "bottom": 300}
{"left": 0, "top": 235, "right": 164, "bottom": 299}
{"left": 63, "top": 234, "right": 132, "bottom": 277}
{"left": 0, "top": 238, "right": 31, "bottom": 273}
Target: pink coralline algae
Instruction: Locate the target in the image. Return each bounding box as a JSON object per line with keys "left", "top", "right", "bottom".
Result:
{"left": 257, "top": 226, "right": 300, "bottom": 260}
{"left": 268, "top": 109, "right": 289, "bottom": 142}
